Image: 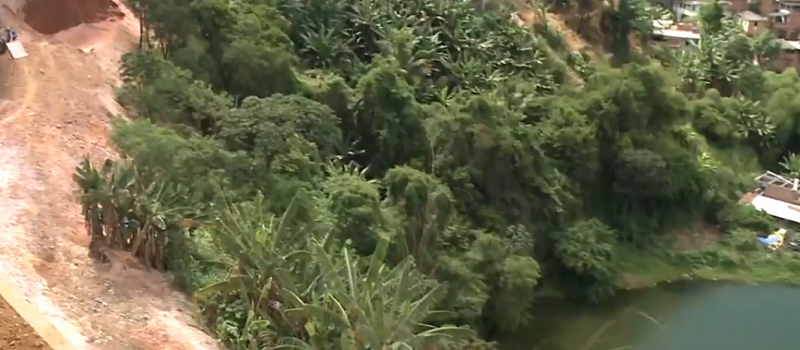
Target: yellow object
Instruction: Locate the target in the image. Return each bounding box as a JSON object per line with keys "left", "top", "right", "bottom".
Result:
{"left": 767, "top": 229, "right": 787, "bottom": 250}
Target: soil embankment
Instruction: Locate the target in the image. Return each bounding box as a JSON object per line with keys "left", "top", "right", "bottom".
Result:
{"left": 23, "top": 0, "right": 123, "bottom": 34}
{"left": 0, "top": 295, "right": 52, "bottom": 350}
{"left": 0, "top": 0, "right": 221, "bottom": 349}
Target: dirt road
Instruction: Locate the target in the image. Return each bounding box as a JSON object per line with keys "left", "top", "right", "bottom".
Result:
{"left": 0, "top": 1, "right": 221, "bottom": 349}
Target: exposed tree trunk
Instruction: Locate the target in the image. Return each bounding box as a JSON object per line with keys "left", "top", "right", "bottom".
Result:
{"left": 139, "top": 13, "right": 145, "bottom": 49}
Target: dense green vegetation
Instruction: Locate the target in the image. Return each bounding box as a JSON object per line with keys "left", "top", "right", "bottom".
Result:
{"left": 72, "top": 0, "right": 800, "bottom": 348}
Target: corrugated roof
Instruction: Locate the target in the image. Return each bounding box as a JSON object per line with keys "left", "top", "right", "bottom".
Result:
{"left": 653, "top": 29, "right": 701, "bottom": 40}
{"left": 751, "top": 194, "right": 800, "bottom": 224}
{"left": 739, "top": 10, "right": 768, "bottom": 21}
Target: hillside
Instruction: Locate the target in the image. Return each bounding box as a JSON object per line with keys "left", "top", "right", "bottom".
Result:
{"left": 1, "top": 0, "right": 798, "bottom": 349}
{"left": 518, "top": 8, "right": 591, "bottom": 52}
{"left": 0, "top": 0, "right": 220, "bottom": 349}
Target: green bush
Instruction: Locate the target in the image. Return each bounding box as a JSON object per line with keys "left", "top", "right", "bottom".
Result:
{"left": 166, "top": 230, "right": 228, "bottom": 294}
{"left": 779, "top": 253, "right": 800, "bottom": 274}
{"left": 88, "top": 0, "right": 800, "bottom": 346}
{"left": 724, "top": 229, "right": 762, "bottom": 252}
{"left": 716, "top": 203, "right": 777, "bottom": 234}
{"left": 675, "top": 248, "right": 747, "bottom": 269}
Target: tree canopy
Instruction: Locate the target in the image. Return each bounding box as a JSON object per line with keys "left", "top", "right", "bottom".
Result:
{"left": 74, "top": 0, "right": 800, "bottom": 348}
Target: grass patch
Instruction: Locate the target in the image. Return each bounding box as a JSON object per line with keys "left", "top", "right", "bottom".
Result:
{"left": 689, "top": 249, "right": 800, "bottom": 284}
{"left": 615, "top": 244, "right": 690, "bottom": 289}
{"left": 619, "top": 243, "right": 800, "bottom": 289}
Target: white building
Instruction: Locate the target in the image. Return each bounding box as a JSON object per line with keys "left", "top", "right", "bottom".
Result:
{"left": 672, "top": 0, "right": 735, "bottom": 21}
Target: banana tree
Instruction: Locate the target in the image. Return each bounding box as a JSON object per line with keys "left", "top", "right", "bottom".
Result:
{"left": 299, "top": 24, "right": 358, "bottom": 72}
{"left": 346, "top": 0, "right": 390, "bottom": 62}
{"left": 193, "top": 191, "right": 333, "bottom": 348}
{"left": 74, "top": 157, "right": 107, "bottom": 259}
{"left": 129, "top": 180, "right": 201, "bottom": 270}
{"left": 73, "top": 158, "right": 137, "bottom": 257}
{"left": 277, "top": 237, "right": 475, "bottom": 349}
{"left": 74, "top": 157, "right": 200, "bottom": 270}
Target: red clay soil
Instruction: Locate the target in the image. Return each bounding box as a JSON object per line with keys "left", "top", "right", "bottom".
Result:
{"left": 0, "top": 1, "right": 221, "bottom": 349}
{"left": 23, "top": 0, "right": 123, "bottom": 34}
{"left": 0, "top": 296, "right": 52, "bottom": 350}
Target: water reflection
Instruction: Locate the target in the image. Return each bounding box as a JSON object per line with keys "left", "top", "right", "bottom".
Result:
{"left": 501, "top": 282, "right": 800, "bottom": 350}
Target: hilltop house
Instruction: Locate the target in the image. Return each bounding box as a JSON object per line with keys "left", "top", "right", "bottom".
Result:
{"left": 653, "top": 26, "right": 702, "bottom": 47}
{"left": 738, "top": 10, "right": 769, "bottom": 34}
{"left": 755, "top": 0, "right": 800, "bottom": 38}
{"left": 653, "top": 0, "right": 800, "bottom": 71}
{"left": 672, "top": 0, "right": 744, "bottom": 20}
{"left": 748, "top": 171, "right": 800, "bottom": 224}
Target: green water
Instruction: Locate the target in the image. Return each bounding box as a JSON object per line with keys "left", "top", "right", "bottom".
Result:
{"left": 502, "top": 282, "right": 800, "bottom": 350}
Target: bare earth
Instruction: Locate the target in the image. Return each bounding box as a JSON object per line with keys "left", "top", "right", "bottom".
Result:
{"left": 0, "top": 1, "right": 221, "bottom": 349}
{"left": 0, "top": 295, "right": 52, "bottom": 350}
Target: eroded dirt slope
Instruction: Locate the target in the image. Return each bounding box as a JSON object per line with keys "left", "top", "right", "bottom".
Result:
{"left": 0, "top": 295, "right": 52, "bottom": 350}
{"left": 0, "top": 1, "right": 221, "bottom": 349}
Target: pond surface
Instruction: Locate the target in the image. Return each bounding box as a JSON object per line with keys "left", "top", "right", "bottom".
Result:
{"left": 501, "top": 282, "right": 800, "bottom": 350}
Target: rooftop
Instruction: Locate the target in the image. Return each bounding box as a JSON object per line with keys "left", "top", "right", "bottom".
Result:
{"left": 739, "top": 10, "right": 768, "bottom": 21}
{"left": 781, "top": 40, "right": 800, "bottom": 51}
{"left": 751, "top": 194, "right": 800, "bottom": 224}
{"left": 750, "top": 172, "right": 800, "bottom": 224}
{"left": 769, "top": 9, "right": 791, "bottom": 16}
{"left": 676, "top": 0, "right": 732, "bottom": 4}
{"left": 755, "top": 171, "right": 799, "bottom": 189}
{"left": 653, "top": 20, "right": 672, "bottom": 29}
{"left": 653, "top": 29, "right": 701, "bottom": 40}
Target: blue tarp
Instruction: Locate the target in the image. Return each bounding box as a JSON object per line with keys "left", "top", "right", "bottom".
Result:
{"left": 759, "top": 236, "right": 782, "bottom": 245}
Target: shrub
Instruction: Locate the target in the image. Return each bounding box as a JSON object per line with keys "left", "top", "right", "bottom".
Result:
{"left": 724, "top": 229, "right": 762, "bottom": 252}
{"left": 675, "top": 248, "right": 746, "bottom": 269}
{"left": 716, "top": 203, "right": 777, "bottom": 234}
